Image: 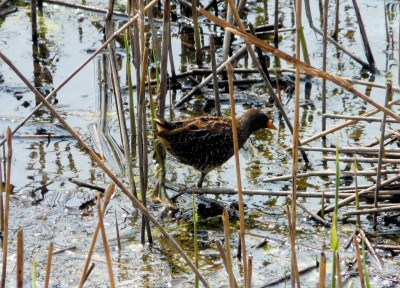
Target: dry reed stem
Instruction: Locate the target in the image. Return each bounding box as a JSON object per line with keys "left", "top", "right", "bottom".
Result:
{"left": 158, "top": 0, "right": 170, "bottom": 117}
{"left": 209, "top": 33, "right": 221, "bottom": 116}
{"left": 351, "top": 0, "right": 377, "bottom": 72}
{"left": 318, "top": 252, "right": 326, "bottom": 288}
{"left": 226, "top": 62, "right": 248, "bottom": 285}
{"left": 323, "top": 173, "right": 400, "bottom": 214}
{"left": 16, "top": 228, "right": 23, "bottom": 288}
{"left": 168, "top": 182, "right": 400, "bottom": 197}
{"left": 0, "top": 53, "right": 209, "bottom": 287}
{"left": 343, "top": 204, "right": 400, "bottom": 216}
{"left": 353, "top": 235, "right": 366, "bottom": 288}
{"left": 114, "top": 210, "right": 121, "bottom": 251}
{"left": 0, "top": 160, "right": 3, "bottom": 233}
{"left": 358, "top": 229, "right": 383, "bottom": 269}
{"left": 1, "top": 128, "right": 12, "bottom": 288}
{"left": 299, "top": 96, "right": 400, "bottom": 146}
{"left": 263, "top": 169, "right": 400, "bottom": 182}
{"left": 292, "top": 198, "right": 331, "bottom": 227}
{"left": 96, "top": 193, "right": 116, "bottom": 287}
{"left": 216, "top": 241, "right": 239, "bottom": 288}
{"left": 44, "top": 242, "right": 54, "bottom": 288}
{"left": 78, "top": 184, "right": 115, "bottom": 287}
{"left": 286, "top": 205, "right": 300, "bottom": 287}
{"left": 290, "top": 1, "right": 302, "bottom": 283}
{"left": 323, "top": 156, "right": 400, "bottom": 164}
{"left": 322, "top": 0, "right": 328, "bottom": 133}
{"left": 222, "top": 210, "right": 236, "bottom": 288}
{"left": 298, "top": 145, "right": 400, "bottom": 156}
{"left": 322, "top": 114, "right": 400, "bottom": 124}
{"left": 374, "top": 83, "right": 392, "bottom": 229}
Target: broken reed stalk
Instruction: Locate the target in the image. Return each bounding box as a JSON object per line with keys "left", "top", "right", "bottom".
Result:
{"left": 222, "top": 210, "right": 236, "bottom": 288}
{"left": 351, "top": 0, "right": 377, "bottom": 73}
{"left": 96, "top": 193, "right": 116, "bottom": 287}
{"left": 215, "top": 241, "right": 239, "bottom": 288}
{"left": 322, "top": 114, "right": 400, "bottom": 124}
{"left": 78, "top": 184, "right": 115, "bottom": 287}
{"left": 130, "top": 0, "right": 141, "bottom": 112}
{"left": 246, "top": 254, "right": 253, "bottom": 288}
{"left": 1, "top": 128, "right": 12, "bottom": 288}
{"left": 286, "top": 206, "right": 300, "bottom": 288}
{"left": 342, "top": 204, "right": 400, "bottom": 216}
{"left": 222, "top": 0, "right": 233, "bottom": 61}
{"left": 158, "top": 0, "right": 170, "bottom": 117}
{"left": 322, "top": 0, "right": 328, "bottom": 133}
{"left": 44, "top": 242, "right": 54, "bottom": 288}
{"left": 292, "top": 197, "right": 331, "bottom": 227}
{"left": 353, "top": 235, "right": 366, "bottom": 288}
{"left": 0, "top": 152, "right": 3, "bottom": 233}
{"left": 318, "top": 252, "right": 326, "bottom": 288}
{"left": 289, "top": 0, "right": 303, "bottom": 285}
{"left": 334, "top": 0, "right": 340, "bottom": 40}
{"left": 273, "top": 0, "right": 279, "bottom": 45}
{"left": 0, "top": 0, "right": 160, "bottom": 149}
{"left": 263, "top": 169, "right": 400, "bottom": 182}
{"left": 209, "top": 33, "right": 221, "bottom": 116}
{"left": 373, "top": 83, "right": 392, "bottom": 229}
{"left": 323, "top": 171, "right": 400, "bottom": 214}
{"left": 16, "top": 228, "right": 23, "bottom": 288}
{"left": 84, "top": 263, "right": 96, "bottom": 283}
{"left": 197, "top": 8, "right": 400, "bottom": 124}
{"left": 358, "top": 229, "right": 383, "bottom": 269}
{"left": 192, "top": 194, "right": 199, "bottom": 288}
{"left": 114, "top": 210, "right": 121, "bottom": 251}
{"left": 226, "top": 62, "right": 248, "bottom": 285}
{"left": 170, "top": 187, "right": 362, "bottom": 198}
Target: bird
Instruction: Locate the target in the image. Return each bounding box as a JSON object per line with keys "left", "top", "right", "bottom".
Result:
{"left": 154, "top": 109, "right": 275, "bottom": 188}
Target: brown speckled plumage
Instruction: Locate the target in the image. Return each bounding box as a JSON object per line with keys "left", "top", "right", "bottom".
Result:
{"left": 155, "top": 109, "right": 275, "bottom": 187}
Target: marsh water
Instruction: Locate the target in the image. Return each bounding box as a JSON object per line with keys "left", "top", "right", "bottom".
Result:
{"left": 1, "top": 0, "right": 400, "bottom": 287}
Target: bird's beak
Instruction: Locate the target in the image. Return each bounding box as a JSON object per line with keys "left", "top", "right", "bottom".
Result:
{"left": 267, "top": 120, "right": 276, "bottom": 129}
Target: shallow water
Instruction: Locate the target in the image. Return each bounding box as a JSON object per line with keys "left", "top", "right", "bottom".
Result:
{"left": 1, "top": 0, "right": 400, "bottom": 287}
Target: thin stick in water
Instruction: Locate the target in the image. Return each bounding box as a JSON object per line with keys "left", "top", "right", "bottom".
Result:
{"left": 226, "top": 62, "right": 248, "bottom": 284}
{"left": 44, "top": 242, "right": 54, "bottom": 288}
{"left": 1, "top": 128, "right": 12, "bottom": 288}
{"left": 97, "top": 193, "right": 116, "bottom": 287}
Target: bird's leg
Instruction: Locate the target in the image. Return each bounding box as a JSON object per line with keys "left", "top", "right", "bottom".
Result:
{"left": 197, "top": 172, "right": 207, "bottom": 188}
